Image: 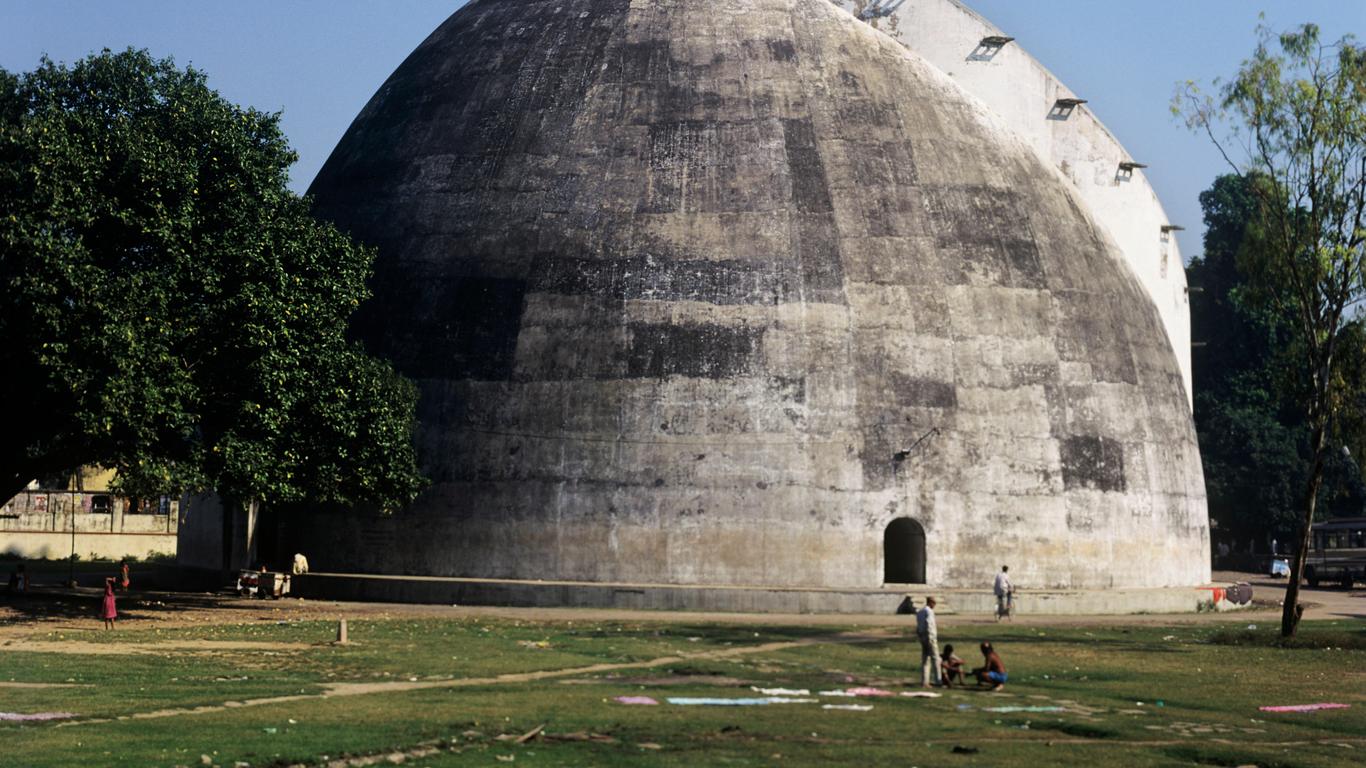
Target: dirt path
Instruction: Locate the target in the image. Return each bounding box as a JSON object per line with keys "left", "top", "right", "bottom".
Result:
{"left": 2, "top": 571, "right": 1359, "bottom": 646}
{"left": 55, "top": 630, "right": 892, "bottom": 727}
{"left": 3, "top": 639, "right": 316, "bottom": 655}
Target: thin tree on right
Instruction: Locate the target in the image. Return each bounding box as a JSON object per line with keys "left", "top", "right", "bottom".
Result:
{"left": 1177, "top": 22, "right": 1366, "bottom": 637}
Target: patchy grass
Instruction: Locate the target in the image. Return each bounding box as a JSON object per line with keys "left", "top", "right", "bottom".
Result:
{"left": 0, "top": 616, "right": 1362, "bottom": 767}
{"left": 1206, "top": 623, "right": 1366, "bottom": 651}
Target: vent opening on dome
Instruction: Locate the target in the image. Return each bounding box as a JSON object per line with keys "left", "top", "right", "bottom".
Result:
{"left": 1049, "top": 98, "right": 1088, "bottom": 120}
{"left": 970, "top": 35, "right": 1015, "bottom": 62}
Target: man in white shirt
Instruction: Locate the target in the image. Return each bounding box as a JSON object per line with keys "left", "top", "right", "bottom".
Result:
{"left": 915, "top": 596, "right": 940, "bottom": 687}
{"left": 993, "top": 565, "right": 1013, "bottom": 621}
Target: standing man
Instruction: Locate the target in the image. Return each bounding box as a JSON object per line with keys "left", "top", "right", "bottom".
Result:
{"left": 993, "top": 565, "right": 1013, "bottom": 621}
{"left": 916, "top": 596, "right": 940, "bottom": 687}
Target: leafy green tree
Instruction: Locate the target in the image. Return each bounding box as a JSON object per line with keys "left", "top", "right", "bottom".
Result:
{"left": 1190, "top": 174, "right": 1365, "bottom": 550}
{"left": 0, "top": 50, "right": 425, "bottom": 523}
{"left": 1178, "top": 23, "right": 1366, "bottom": 636}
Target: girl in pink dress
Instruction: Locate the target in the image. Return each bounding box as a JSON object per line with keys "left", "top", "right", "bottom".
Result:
{"left": 100, "top": 577, "right": 117, "bottom": 629}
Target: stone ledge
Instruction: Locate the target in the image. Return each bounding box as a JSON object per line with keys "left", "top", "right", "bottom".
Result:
{"left": 292, "top": 573, "right": 1219, "bottom": 616}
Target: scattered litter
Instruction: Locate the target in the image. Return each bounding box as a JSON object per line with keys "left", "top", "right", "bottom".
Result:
{"left": 1246, "top": 625, "right": 1257, "bottom": 630}
{"left": 751, "top": 687, "right": 809, "bottom": 696}
{"left": 543, "top": 731, "right": 617, "bottom": 744}
{"left": 900, "top": 691, "right": 942, "bottom": 698}
{"left": 614, "top": 696, "right": 659, "bottom": 706}
{"left": 637, "top": 742, "right": 663, "bottom": 750}
{"left": 818, "top": 687, "right": 893, "bottom": 698}
{"left": 515, "top": 725, "right": 545, "bottom": 744}
{"left": 262, "top": 727, "right": 277, "bottom": 734}
{"left": 1259, "top": 703, "right": 1351, "bottom": 713}
{"left": 1162, "top": 635, "right": 1177, "bottom": 641}
{"left": 956, "top": 704, "right": 974, "bottom": 711}
{"left": 844, "top": 687, "right": 894, "bottom": 697}
{"left": 0, "top": 712, "right": 75, "bottom": 722}
{"left": 516, "top": 640, "right": 551, "bottom": 650}
{"left": 982, "top": 706, "right": 1064, "bottom": 713}
{"left": 822, "top": 704, "right": 873, "bottom": 712}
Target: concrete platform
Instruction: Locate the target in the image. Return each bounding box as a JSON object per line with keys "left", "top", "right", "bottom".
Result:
{"left": 291, "top": 573, "right": 1226, "bottom": 616}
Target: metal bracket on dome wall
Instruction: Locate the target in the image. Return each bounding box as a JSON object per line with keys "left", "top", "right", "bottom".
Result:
{"left": 892, "top": 427, "right": 941, "bottom": 464}
{"left": 1116, "top": 161, "right": 1148, "bottom": 183}
{"left": 1048, "top": 97, "right": 1087, "bottom": 120}
{"left": 969, "top": 35, "right": 1015, "bottom": 62}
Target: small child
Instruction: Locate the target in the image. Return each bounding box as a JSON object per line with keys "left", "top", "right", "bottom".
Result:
{"left": 940, "top": 644, "right": 966, "bottom": 687}
{"left": 100, "top": 577, "right": 117, "bottom": 630}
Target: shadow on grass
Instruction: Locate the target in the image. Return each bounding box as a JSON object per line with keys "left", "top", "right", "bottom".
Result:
{"left": 0, "top": 588, "right": 261, "bottom": 628}
{"left": 1163, "top": 744, "right": 1307, "bottom": 768}
{"left": 1206, "top": 626, "right": 1366, "bottom": 650}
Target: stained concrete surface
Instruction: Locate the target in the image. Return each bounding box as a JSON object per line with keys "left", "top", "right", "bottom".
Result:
{"left": 299, "top": 0, "right": 1208, "bottom": 596}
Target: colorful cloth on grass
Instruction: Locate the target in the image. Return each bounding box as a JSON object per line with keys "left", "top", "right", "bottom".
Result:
{"left": 1259, "top": 703, "right": 1350, "bottom": 713}
{"left": 818, "top": 687, "right": 894, "bottom": 697}
{"left": 751, "top": 687, "right": 810, "bottom": 696}
{"left": 0, "top": 712, "right": 76, "bottom": 721}
{"left": 822, "top": 704, "right": 874, "bottom": 711}
{"left": 900, "top": 691, "right": 943, "bottom": 698}
{"left": 613, "top": 696, "right": 659, "bottom": 706}
{"left": 665, "top": 697, "right": 816, "bottom": 706}
{"left": 982, "top": 706, "right": 1064, "bottom": 713}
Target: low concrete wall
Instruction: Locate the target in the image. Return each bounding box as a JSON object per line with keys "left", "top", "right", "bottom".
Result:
{"left": 293, "top": 573, "right": 1218, "bottom": 615}
{"left": 0, "top": 531, "right": 178, "bottom": 562}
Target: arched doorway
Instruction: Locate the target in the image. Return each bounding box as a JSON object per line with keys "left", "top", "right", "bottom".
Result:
{"left": 884, "top": 518, "right": 926, "bottom": 584}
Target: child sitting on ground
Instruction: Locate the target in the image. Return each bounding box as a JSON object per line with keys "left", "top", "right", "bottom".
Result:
{"left": 940, "top": 644, "right": 966, "bottom": 687}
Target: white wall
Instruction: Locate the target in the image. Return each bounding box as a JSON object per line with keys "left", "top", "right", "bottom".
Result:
{"left": 834, "top": 0, "right": 1193, "bottom": 404}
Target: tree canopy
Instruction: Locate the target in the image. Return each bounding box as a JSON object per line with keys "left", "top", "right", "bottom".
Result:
{"left": 1178, "top": 22, "right": 1366, "bottom": 636}
{"left": 0, "top": 48, "right": 425, "bottom": 511}
{"left": 1189, "top": 174, "right": 1365, "bottom": 549}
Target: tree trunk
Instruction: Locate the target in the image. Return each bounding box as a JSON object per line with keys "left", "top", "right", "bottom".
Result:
{"left": 221, "top": 495, "right": 237, "bottom": 576}
{"left": 1281, "top": 413, "right": 1329, "bottom": 638}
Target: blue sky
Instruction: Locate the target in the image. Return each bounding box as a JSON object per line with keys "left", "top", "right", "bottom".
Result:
{"left": 2, "top": 1, "right": 1362, "bottom": 259}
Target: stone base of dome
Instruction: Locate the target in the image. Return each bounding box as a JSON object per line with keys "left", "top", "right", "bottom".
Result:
{"left": 287, "top": 572, "right": 1228, "bottom": 616}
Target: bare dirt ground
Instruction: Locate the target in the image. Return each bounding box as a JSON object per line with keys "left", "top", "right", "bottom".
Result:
{"left": 0, "top": 570, "right": 1359, "bottom": 648}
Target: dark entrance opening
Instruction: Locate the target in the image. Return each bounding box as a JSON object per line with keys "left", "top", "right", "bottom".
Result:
{"left": 884, "top": 517, "right": 926, "bottom": 584}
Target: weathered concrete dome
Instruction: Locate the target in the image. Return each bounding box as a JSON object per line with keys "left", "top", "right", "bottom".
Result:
{"left": 305, "top": 0, "right": 1208, "bottom": 590}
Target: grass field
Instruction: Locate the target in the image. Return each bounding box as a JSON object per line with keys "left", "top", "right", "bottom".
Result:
{"left": 1, "top": 607, "right": 1363, "bottom": 767}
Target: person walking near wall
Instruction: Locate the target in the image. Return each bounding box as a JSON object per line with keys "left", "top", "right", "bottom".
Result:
{"left": 916, "top": 596, "right": 941, "bottom": 687}
{"left": 993, "top": 565, "right": 1013, "bottom": 621}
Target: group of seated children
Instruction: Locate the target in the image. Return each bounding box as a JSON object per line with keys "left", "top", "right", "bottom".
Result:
{"left": 940, "top": 641, "right": 1007, "bottom": 691}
